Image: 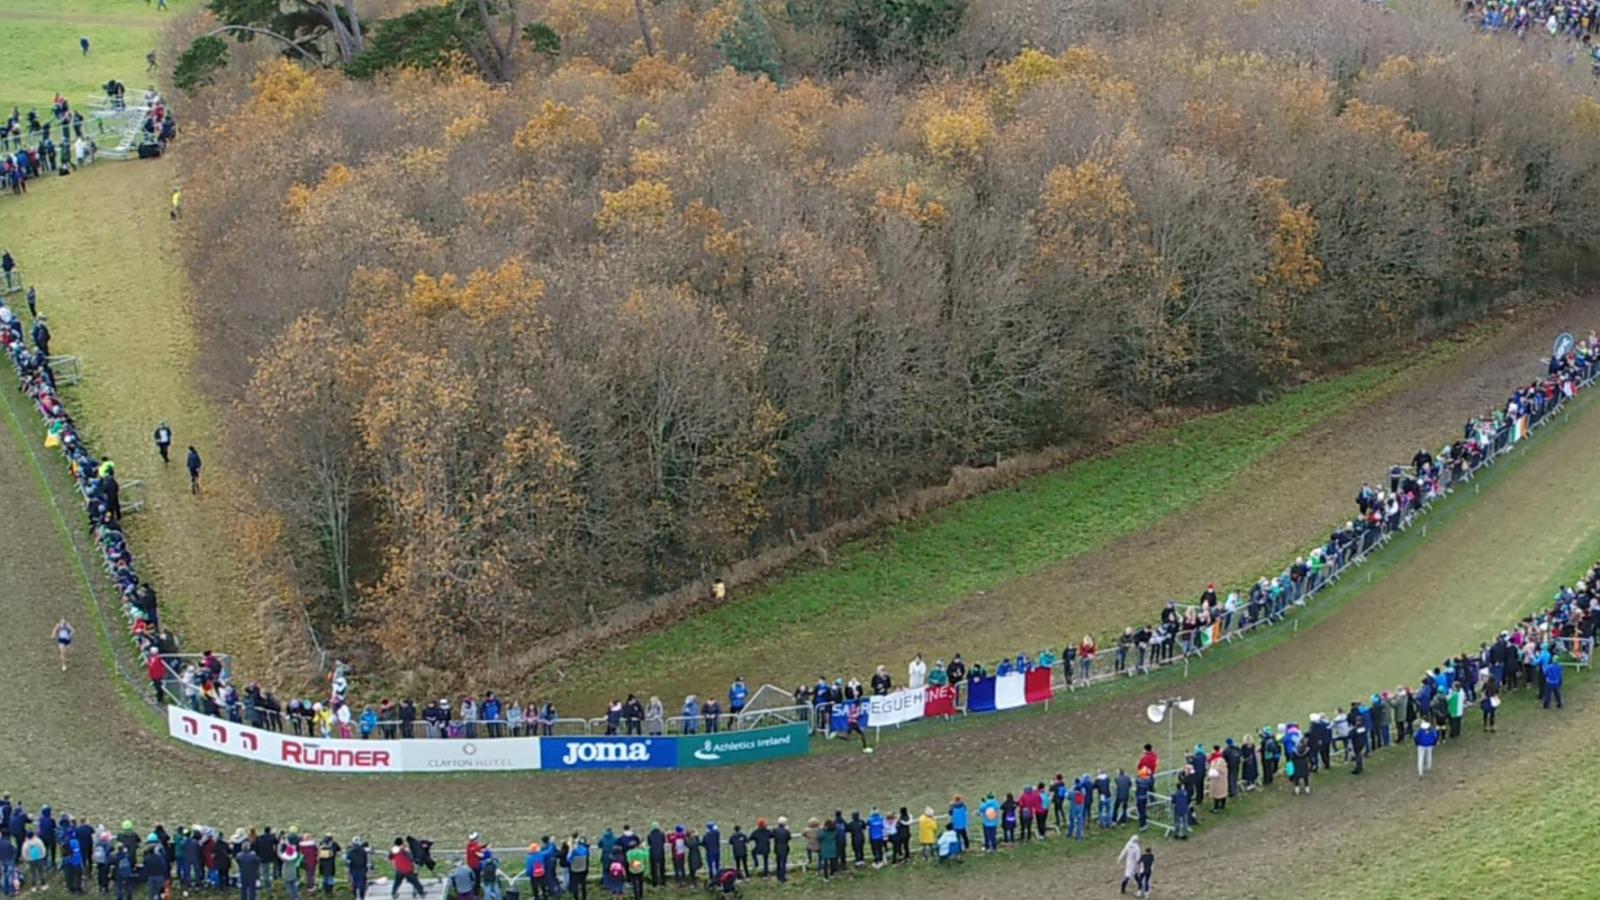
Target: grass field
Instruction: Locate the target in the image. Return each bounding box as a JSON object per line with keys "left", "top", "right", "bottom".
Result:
{"left": 0, "top": 2, "right": 194, "bottom": 115}
{"left": 0, "top": 0, "right": 268, "bottom": 677}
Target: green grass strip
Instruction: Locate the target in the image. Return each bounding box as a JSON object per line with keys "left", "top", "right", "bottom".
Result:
{"left": 587, "top": 362, "right": 1405, "bottom": 677}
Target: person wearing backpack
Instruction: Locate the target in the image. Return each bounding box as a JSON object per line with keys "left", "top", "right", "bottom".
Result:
{"left": 623, "top": 843, "right": 646, "bottom": 900}
{"left": 278, "top": 842, "right": 300, "bottom": 900}
{"left": 523, "top": 843, "right": 548, "bottom": 900}
{"left": 600, "top": 849, "right": 623, "bottom": 899}
{"left": 564, "top": 840, "right": 588, "bottom": 900}
{"left": 23, "top": 832, "right": 47, "bottom": 891}
{"left": 111, "top": 849, "right": 133, "bottom": 900}
{"left": 977, "top": 795, "right": 999, "bottom": 852}
{"left": 63, "top": 831, "right": 85, "bottom": 895}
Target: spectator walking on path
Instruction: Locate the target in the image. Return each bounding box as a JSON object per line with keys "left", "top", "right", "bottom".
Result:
{"left": 153, "top": 423, "right": 171, "bottom": 463}
{"left": 1117, "top": 834, "right": 1141, "bottom": 894}
{"left": 186, "top": 446, "right": 202, "bottom": 494}
{"left": 1134, "top": 844, "right": 1155, "bottom": 898}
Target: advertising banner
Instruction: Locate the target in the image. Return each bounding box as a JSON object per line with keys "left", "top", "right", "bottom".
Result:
{"left": 399, "top": 738, "right": 541, "bottom": 772}
{"left": 172, "top": 708, "right": 809, "bottom": 773}
{"left": 167, "top": 706, "right": 405, "bottom": 773}
{"left": 867, "top": 688, "right": 926, "bottom": 728}
{"left": 924, "top": 684, "right": 958, "bottom": 718}
{"left": 676, "top": 723, "right": 810, "bottom": 768}
{"left": 540, "top": 736, "right": 677, "bottom": 770}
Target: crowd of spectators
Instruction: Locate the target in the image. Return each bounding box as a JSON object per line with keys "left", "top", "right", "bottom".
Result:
{"left": 10, "top": 242, "right": 1595, "bottom": 755}
{"left": 1, "top": 95, "right": 98, "bottom": 195}
{"left": 0, "top": 553, "right": 1589, "bottom": 899}
{"left": 1461, "top": 0, "right": 1600, "bottom": 71}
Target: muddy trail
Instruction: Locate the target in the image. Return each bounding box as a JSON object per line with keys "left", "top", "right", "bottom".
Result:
{"left": 2, "top": 313, "right": 1598, "bottom": 854}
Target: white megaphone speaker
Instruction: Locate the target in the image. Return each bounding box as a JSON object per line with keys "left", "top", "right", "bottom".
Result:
{"left": 1147, "top": 698, "right": 1196, "bottom": 723}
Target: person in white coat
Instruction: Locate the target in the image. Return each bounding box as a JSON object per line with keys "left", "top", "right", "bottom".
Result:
{"left": 908, "top": 654, "right": 928, "bottom": 690}
{"left": 1118, "top": 833, "right": 1142, "bottom": 893}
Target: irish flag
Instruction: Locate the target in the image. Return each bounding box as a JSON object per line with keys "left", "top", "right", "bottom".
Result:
{"left": 1513, "top": 416, "right": 1529, "bottom": 442}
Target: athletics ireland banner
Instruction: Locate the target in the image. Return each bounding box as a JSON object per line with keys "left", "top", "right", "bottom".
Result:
{"left": 676, "top": 723, "right": 810, "bottom": 768}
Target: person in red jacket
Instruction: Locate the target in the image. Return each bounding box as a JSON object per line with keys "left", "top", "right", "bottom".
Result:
{"left": 465, "top": 834, "right": 485, "bottom": 872}
{"left": 147, "top": 654, "right": 168, "bottom": 705}
{"left": 1137, "top": 744, "right": 1159, "bottom": 776}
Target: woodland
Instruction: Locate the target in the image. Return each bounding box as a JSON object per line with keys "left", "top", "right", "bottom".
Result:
{"left": 170, "top": 0, "right": 1600, "bottom": 676}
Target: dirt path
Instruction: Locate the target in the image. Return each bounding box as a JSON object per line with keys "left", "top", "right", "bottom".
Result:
{"left": 3, "top": 336, "right": 1597, "bottom": 853}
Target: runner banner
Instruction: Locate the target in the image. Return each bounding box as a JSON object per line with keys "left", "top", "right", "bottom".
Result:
{"left": 867, "top": 688, "right": 927, "bottom": 727}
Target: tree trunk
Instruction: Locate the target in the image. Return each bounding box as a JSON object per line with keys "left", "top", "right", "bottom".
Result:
{"left": 633, "top": 0, "right": 657, "bottom": 56}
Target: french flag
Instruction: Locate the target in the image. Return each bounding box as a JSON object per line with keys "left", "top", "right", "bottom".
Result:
{"left": 968, "top": 671, "right": 1053, "bottom": 713}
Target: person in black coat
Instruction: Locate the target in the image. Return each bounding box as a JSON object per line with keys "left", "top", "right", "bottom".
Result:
{"left": 645, "top": 825, "right": 665, "bottom": 887}
{"left": 345, "top": 840, "right": 368, "bottom": 900}
{"left": 236, "top": 846, "right": 260, "bottom": 900}
{"left": 749, "top": 822, "right": 770, "bottom": 879}
{"left": 772, "top": 820, "right": 790, "bottom": 885}
{"left": 186, "top": 447, "right": 202, "bottom": 494}
{"left": 727, "top": 827, "right": 749, "bottom": 879}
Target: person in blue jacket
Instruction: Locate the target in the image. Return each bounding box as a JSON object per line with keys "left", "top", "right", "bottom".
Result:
{"left": 1543, "top": 658, "right": 1564, "bottom": 709}
{"left": 702, "top": 824, "right": 720, "bottom": 878}
{"left": 62, "top": 832, "right": 84, "bottom": 894}
{"left": 865, "top": 809, "right": 885, "bottom": 865}
{"left": 482, "top": 694, "right": 502, "bottom": 737}
{"left": 1414, "top": 719, "right": 1439, "bottom": 776}
{"left": 682, "top": 696, "right": 699, "bottom": 736}
{"left": 728, "top": 678, "right": 748, "bottom": 726}
{"left": 976, "top": 796, "right": 999, "bottom": 852}
{"left": 359, "top": 707, "right": 378, "bottom": 739}
{"left": 947, "top": 797, "right": 969, "bottom": 850}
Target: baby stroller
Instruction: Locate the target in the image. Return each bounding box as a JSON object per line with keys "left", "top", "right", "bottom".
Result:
{"left": 708, "top": 869, "right": 742, "bottom": 898}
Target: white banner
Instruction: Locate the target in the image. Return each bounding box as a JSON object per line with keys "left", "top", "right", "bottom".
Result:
{"left": 867, "top": 687, "right": 926, "bottom": 727}
{"left": 166, "top": 707, "right": 540, "bottom": 773}
{"left": 995, "top": 673, "right": 1026, "bottom": 711}
{"left": 401, "top": 737, "right": 540, "bottom": 772}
